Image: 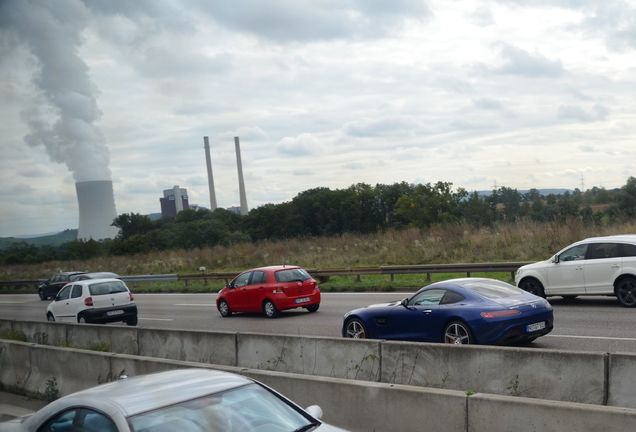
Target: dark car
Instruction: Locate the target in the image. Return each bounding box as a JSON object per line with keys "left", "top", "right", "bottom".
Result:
{"left": 342, "top": 278, "right": 553, "bottom": 345}
{"left": 216, "top": 265, "right": 321, "bottom": 318}
{"left": 38, "top": 271, "right": 86, "bottom": 300}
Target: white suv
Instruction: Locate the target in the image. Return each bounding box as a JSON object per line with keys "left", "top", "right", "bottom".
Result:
{"left": 515, "top": 235, "right": 636, "bottom": 307}
{"left": 46, "top": 278, "right": 138, "bottom": 325}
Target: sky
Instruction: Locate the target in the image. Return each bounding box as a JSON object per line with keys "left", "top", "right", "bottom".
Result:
{"left": 1, "top": 0, "right": 635, "bottom": 237}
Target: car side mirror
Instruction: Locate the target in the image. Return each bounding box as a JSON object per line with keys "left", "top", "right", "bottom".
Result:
{"left": 552, "top": 255, "right": 559, "bottom": 264}
{"left": 400, "top": 298, "right": 409, "bottom": 307}
{"left": 305, "top": 405, "right": 323, "bottom": 420}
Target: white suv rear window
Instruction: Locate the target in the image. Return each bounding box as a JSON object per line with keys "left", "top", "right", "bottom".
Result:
{"left": 89, "top": 281, "right": 128, "bottom": 296}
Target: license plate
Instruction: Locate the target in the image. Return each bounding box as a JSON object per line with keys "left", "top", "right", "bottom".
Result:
{"left": 107, "top": 310, "right": 123, "bottom": 316}
{"left": 526, "top": 321, "right": 546, "bottom": 332}
{"left": 295, "top": 297, "right": 310, "bottom": 304}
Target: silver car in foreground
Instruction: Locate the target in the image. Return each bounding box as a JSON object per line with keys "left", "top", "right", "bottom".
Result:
{"left": 0, "top": 369, "right": 347, "bottom": 432}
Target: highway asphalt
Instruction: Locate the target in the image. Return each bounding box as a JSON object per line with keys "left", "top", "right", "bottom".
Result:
{"left": 1, "top": 292, "right": 636, "bottom": 353}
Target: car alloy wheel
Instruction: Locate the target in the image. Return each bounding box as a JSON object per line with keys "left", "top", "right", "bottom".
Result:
{"left": 444, "top": 321, "right": 472, "bottom": 344}
{"left": 344, "top": 319, "right": 367, "bottom": 338}
{"left": 616, "top": 277, "right": 636, "bottom": 307}
{"left": 263, "top": 300, "right": 279, "bottom": 318}
{"left": 218, "top": 300, "right": 231, "bottom": 317}
{"left": 78, "top": 315, "right": 86, "bottom": 324}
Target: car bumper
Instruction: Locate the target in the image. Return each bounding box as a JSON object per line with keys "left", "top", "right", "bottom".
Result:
{"left": 274, "top": 290, "right": 321, "bottom": 311}
{"left": 472, "top": 309, "right": 554, "bottom": 345}
{"left": 83, "top": 304, "right": 138, "bottom": 324}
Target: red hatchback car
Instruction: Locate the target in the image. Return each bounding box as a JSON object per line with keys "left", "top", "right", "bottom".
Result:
{"left": 216, "top": 265, "right": 321, "bottom": 318}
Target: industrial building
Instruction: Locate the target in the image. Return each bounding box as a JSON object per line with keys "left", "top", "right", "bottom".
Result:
{"left": 160, "top": 185, "right": 190, "bottom": 218}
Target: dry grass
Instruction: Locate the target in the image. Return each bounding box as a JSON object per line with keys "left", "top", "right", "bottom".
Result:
{"left": 2, "top": 220, "right": 636, "bottom": 280}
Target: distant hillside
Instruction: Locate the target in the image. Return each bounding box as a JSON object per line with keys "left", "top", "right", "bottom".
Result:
{"left": 0, "top": 229, "right": 78, "bottom": 250}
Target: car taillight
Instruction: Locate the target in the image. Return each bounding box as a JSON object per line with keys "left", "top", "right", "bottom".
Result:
{"left": 84, "top": 297, "right": 93, "bottom": 306}
{"left": 480, "top": 309, "right": 521, "bottom": 319}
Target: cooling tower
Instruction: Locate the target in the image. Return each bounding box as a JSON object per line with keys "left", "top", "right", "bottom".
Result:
{"left": 203, "top": 136, "right": 218, "bottom": 211}
{"left": 76, "top": 180, "right": 119, "bottom": 240}
{"left": 234, "top": 136, "right": 248, "bottom": 215}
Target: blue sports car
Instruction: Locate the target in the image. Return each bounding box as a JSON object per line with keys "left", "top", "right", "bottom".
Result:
{"left": 342, "top": 278, "right": 554, "bottom": 345}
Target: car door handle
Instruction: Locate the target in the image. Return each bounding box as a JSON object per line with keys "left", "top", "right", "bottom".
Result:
{"left": 422, "top": 309, "right": 432, "bottom": 314}
{"left": 575, "top": 267, "right": 583, "bottom": 270}
{"left": 611, "top": 265, "right": 620, "bottom": 269}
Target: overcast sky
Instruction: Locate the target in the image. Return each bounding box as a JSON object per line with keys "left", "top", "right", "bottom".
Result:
{"left": 1, "top": 0, "right": 635, "bottom": 237}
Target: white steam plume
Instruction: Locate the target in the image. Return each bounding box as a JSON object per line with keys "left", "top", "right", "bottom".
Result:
{"left": 0, "top": 0, "right": 111, "bottom": 182}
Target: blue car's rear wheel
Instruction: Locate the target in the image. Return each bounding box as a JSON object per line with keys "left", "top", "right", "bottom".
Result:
{"left": 443, "top": 321, "right": 473, "bottom": 345}
{"left": 344, "top": 318, "right": 367, "bottom": 339}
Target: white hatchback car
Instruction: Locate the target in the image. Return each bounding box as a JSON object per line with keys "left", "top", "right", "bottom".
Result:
{"left": 515, "top": 235, "right": 636, "bottom": 307}
{"left": 46, "top": 278, "right": 138, "bottom": 325}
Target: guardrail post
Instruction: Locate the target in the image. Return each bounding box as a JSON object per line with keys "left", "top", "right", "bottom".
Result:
{"left": 426, "top": 272, "right": 431, "bottom": 282}
{"left": 390, "top": 273, "right": 394, "bottom": 282}
{"left": 356, "top": 274, "right": 361, "bottom": 282}
{"left": 467, "top": 272, "right": 471, "bottom": 277}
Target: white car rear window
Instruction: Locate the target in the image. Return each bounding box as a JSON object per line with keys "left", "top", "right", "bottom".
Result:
{"left": 89, "top": 281, "right": 128, "bottom": 296}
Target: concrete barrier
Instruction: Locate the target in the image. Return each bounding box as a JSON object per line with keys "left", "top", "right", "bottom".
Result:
{"left": 237, "top": 332, "right": 380, "bottom": 381}
{"left": 608, "top": 353, "right": 636, "bottom": 408}
{"left": 468, "top": 393, "right": 636, "bottom": 432}
{"left": 0, "top": 339, "right": 465, "bottom": 432}
{"left": 5, "top": 339, "right": 636, "bottom": 432}
{"left": 3, "top": 318, "right": 633, "bottom": 408}
{"left": 137, "top": 328, "right": 236, "bottom": 366}
{"left": 381, "top": 340, "right": 607, "bottom": 404}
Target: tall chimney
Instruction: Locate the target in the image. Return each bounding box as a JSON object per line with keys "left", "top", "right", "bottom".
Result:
{"left": 203, "top": 136, "right": 217, "bottom": 211}
{"left": 234, "top": 136, "right": 248, "bottom": 215}
{"left": 76, "top": 180, "right": 119, "bottom": 240}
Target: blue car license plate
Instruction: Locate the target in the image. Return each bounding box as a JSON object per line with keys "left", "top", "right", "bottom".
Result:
{"left": 526, "top": 321, "right": 546, "bottom": 332}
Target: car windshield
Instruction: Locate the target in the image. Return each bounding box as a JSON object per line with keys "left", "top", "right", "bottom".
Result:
{"left": 275, "top": 268, "right": 311, "bottom": 283}
{"left": 127, "top": 383, "right": 314, "bottom": 432}
{"left": 89, "top": 280, "right": 128, "bottom": 296}
{"left": 465, "top": 280, "right": 524, "bottom": 299}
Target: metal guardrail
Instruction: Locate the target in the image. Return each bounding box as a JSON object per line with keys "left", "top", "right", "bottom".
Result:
{"left": 0, "top": 262, "right": 532, "bottom": 290}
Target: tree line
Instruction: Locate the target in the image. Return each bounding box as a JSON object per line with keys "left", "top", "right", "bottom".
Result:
{"left": 2, "top": 177, "right": 636, "bottom": 266}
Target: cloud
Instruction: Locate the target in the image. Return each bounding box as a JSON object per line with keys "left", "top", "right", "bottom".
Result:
{"left": 494, "top": 44, "right": 564, "bottom": 76}
{"left": 473, "top": 98, "right": 504, "bottom": 111}
{"left": 278, "top": 133, "right": 320, "bottom": 156}
{"left": 343, "top": 117, "right": 419, "bottom": 138}
{"left": 557, "top": 103, "right": 608, "bottom": 122}
{"left": 192, "top": 0, "right": 431, "bottom": 42}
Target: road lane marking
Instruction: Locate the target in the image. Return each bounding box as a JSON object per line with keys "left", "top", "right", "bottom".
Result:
{"left": 139, "top": 317, "right": 174, "bottom": 321}
{"left": 547, "top": 334, "right": 636, "bottom": 342}
{"left": 175, "top": 303, "right": 216, "bottom": 306}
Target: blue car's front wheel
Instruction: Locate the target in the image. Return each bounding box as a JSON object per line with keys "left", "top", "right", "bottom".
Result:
{"left": 443, "top": 321, "right": 473, "bottom": 344}
{"left": 344, "top": 318, "right": 367, "bottom": 339}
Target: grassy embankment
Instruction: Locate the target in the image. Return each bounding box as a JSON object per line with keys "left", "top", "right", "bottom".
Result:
{"left": 2, "top": 220, "right": 635, "bottom": 294}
